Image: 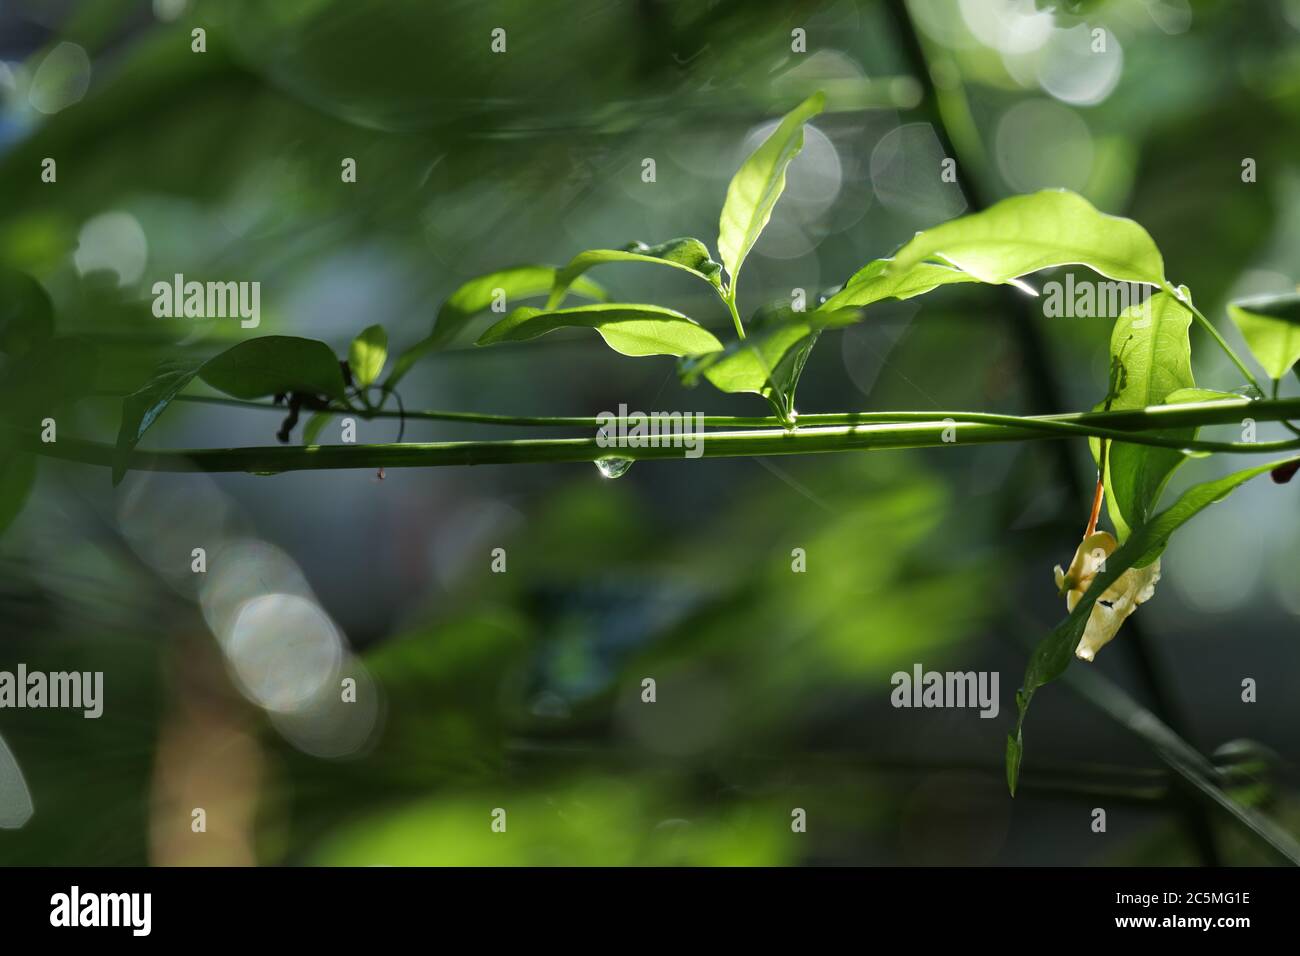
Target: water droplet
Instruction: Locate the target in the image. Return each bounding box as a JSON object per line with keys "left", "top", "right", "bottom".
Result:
{"left": 595, "top": 457, "right": 633, "bottom": 479}
{"left": 1232, "top": 383, "right": 1264, "bottom": 401}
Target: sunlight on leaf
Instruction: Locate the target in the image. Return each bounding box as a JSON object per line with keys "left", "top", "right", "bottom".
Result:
{"left": 476, "top": 303, "right": 723, "bottom": 357}
{"left": 889, "top": 189, "right": 1166, "bottom": 288}
{"left": 818, "top": 258, "right": 977, "bottom": 313}
{"left": 547, "top": 238, "right": 722, "bottom": 309}
{"left": 682, "top": 307, "right": 859, "bottom": 418}
{"left": 1091, "top": 289, "right": 1196, "bottom": 540}
{"left": 386, "top": 265, "right": 607, "bottom": 386}
{"left": 348, "top": 324, "right": 387, "bottom": 388}
{"left": 717, "top": 91, "right": 826, "bottom": 291}
{"left": 1228, "top": 292, "right": 1300, "bottom": 381}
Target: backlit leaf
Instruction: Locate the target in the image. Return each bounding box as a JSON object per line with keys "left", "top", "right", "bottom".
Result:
{"left": 476, "top": 303, "right": 722, "bottom": 357}
{"left": 348, "top": 324, "right": 388, "bottom": 388}
{"left": 387, "top": 265, "right": 606, "bottom": 386}
{"left": 818, "top": 258, "right": 977, "bottom": 313}
{"left": 1092, "top": 290, "right": 1196, "bottom": 540}
{"left": 547, "top": 238, "right": 722, "bottom": 309}
{"left": 889, "top": 189, "right": 1166, "bottom": 288}
{"left": 1227, "top": 292, "right": 1300, "bottom": 380}
{"left": 717, "top": 92, "right": 825, "bottom": 290}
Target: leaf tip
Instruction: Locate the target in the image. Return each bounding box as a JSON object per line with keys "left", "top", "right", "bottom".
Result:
{"left": 1005, "top": 733, "right": 1023, "bottom": 797}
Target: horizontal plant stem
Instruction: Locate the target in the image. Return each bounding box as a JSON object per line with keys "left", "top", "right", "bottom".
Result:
{"left": 23, "top": 398, "right": 1300, "bottom": 475}
{"left": 156, "top": 393, "right": 1298, "bottom": 434}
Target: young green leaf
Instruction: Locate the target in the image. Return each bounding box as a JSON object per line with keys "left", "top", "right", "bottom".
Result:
{"left": 476, "top": 303, "right": 722, "bottom": 357}
{"left": 1164, "top": 387, "right": 1247, "bottom": 405}
{"left": 1007, "top": 453, "right": 1300, "bottom": 795}
{"left": 717, "top": 91, "right": 826, "bottom": 290}
{"left": 546, "top": 238, "right": 722, "bottom": 309}
{"left": 199, "top": 336, "right": 347, "bottom": 401}
{"left": 818, "top": 258, "right": 978, "bottom": 313}
{"left": 1227, "top": 292, "right": 1300, "bottom": 380}
{"left": 888, "top": 189, "right": 1166, "bottom": 288}
{"left": 1093, "top": 290, "right": 1196, "bottom": 540}
{"left": 682, "top": 307, "right": 859, "bottom": 419}
{"left": 348, "top": 324, "right": 388, "bottom": 388}
{"left": 1005, "top": 733, "right": 1023, "bottom": 798}
{"left": 689, "top": 323, "right": 815, "bottom": 421}
{"left": 112, "top": 358, "right": 204, "bottom": 486}
{"left": 386, "top": 265, "right": 607, "bottom": 386}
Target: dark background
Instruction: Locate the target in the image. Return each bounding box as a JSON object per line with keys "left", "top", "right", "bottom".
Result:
{"left": 1, "top": 0, "right": 1298, "bottom": 865}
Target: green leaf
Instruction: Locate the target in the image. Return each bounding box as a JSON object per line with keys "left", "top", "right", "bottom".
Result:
{"left": 0, "top": 450, "right": 36, "bottom": 538}
{"left": 547, "top": 238, "right": 722, "bottom": 309}
{"left": 112, "top": 358, "right": 204, "bottom": 486}
{"left": 1093, "top": 290, "right": 1196, "bottom": 540}
{"left": 1007, "top": 454, "right": 1300, "bottom": 795}
{"left": 198, "top": 336, "right": 347, "bottom": 401}
{"left": 348, "top": 324, "right": 388, "bottom": 388}
{"left": 1005, "top": 734, "right": 1023, "bottom": 798}
{"left": 302, "top": 411, "right": 334, "bottom": 446}
{"left": 476, "top": 303, "right": 723, "bottom": 357}
{"left": 1164, "top": 387, "right": 1245, "bottom": 405}
{"left": 1227, "top": 292, "right": 1300, "bottom": 380}
{"left": 888, "top": 189, "right": 1166, "bottom": 288}
{"left": 717, "top": 91, "right": 826, "bottom": 290}
{"left": 386, "top": 265, "right": 606, "bottom": 386}
{"left": 0, "top": 268, "right": 54, "bottom": 356}
{"left": 818, "top": 258, "right": 978, "bottom": 313}
{"left": 682, "top": 307, "right": 859, "bottom": 420}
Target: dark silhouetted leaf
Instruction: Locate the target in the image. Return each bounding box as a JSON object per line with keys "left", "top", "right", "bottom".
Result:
{"left": 198, "top": 336, "right": 347, "bottom": 400}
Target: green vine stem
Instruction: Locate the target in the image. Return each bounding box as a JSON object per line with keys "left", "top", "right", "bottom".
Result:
{"left": 21, "top": 397, "right": 1300, "bottom": 475}
{"left": 1162, "top": 282, "right": 1264, "bottom": 394}
{"left": 124, "top": 393, "right": 1297, "bottom": 436}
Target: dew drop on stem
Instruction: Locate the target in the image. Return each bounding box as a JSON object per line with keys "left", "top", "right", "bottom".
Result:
{"left": 595, "top": 457, "right": 633, "bottom": 479}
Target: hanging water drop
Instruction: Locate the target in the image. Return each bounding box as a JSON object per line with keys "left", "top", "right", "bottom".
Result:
{"left": 595, "top": 457, "right": 633, "bottom": 479}
{"left": 1232, "top": 383, "right": 1264, "bottom": 401}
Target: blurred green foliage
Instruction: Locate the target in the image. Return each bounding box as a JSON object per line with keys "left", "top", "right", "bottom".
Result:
{"left": 2, "top": 0, "right": 1300, "bottom": 866}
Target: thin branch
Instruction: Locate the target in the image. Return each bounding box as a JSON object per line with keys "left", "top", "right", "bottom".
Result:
{"left": 20, "top": 398, "right": 1300, "bottom": 476}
